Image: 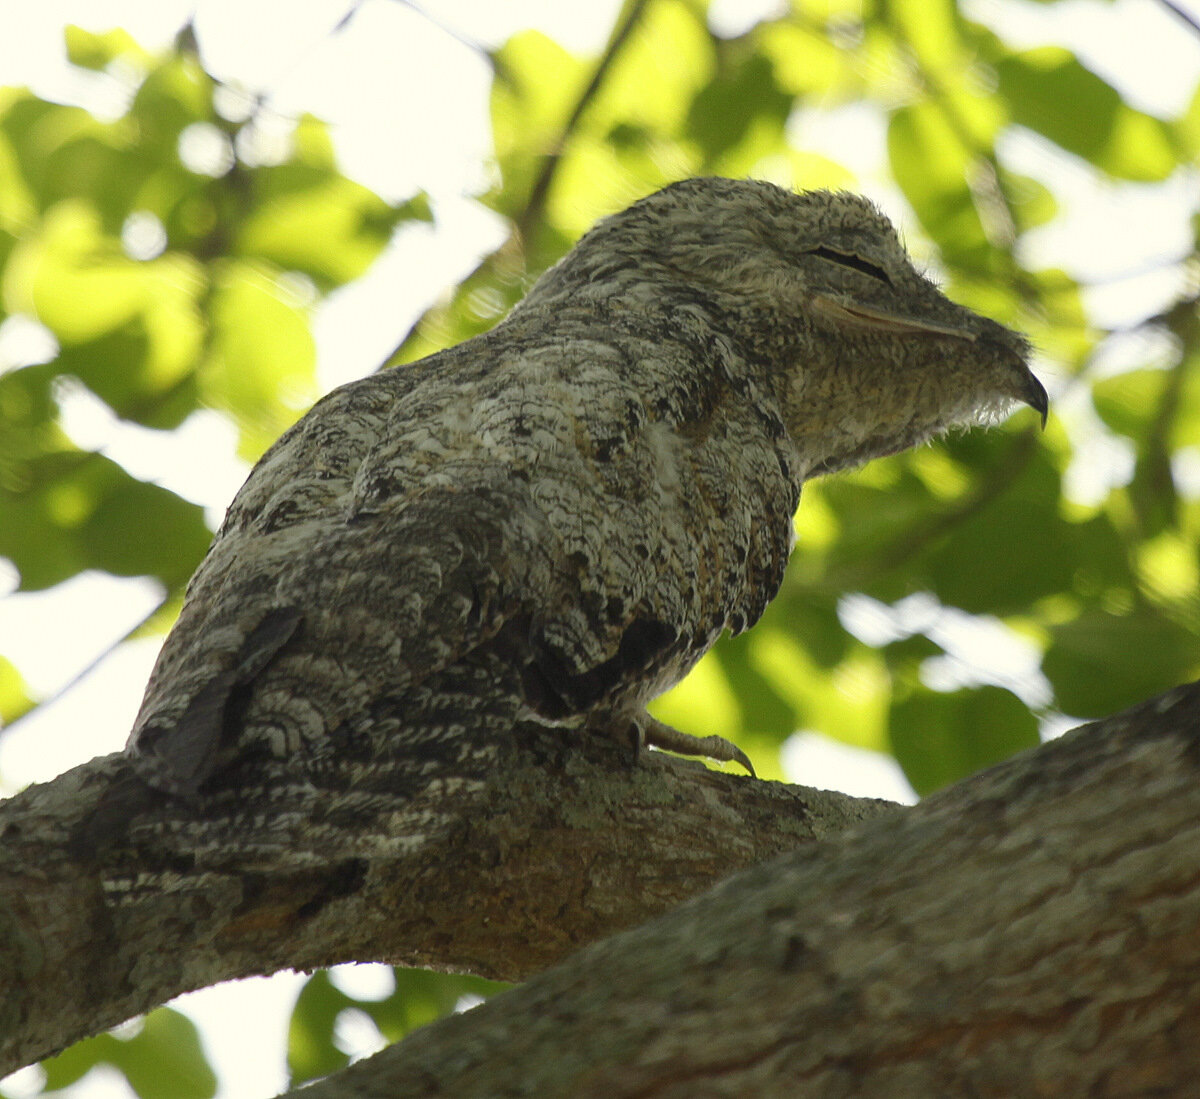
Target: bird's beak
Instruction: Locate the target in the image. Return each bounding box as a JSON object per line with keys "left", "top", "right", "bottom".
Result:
{"left": 1019, "top": 369, "right": 1049, "bottom": 429}
{"left": 811, "top": 294, "right": 980, "bottom": 341}
{"left": 812, "top": 293, "right": 1049, "bottom": 429}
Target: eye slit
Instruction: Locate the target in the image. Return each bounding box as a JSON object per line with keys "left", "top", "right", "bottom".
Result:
{"left": 807, "top": 245, "right": 892, "bottom": 285}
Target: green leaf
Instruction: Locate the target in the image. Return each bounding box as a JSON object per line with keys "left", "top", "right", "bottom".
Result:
{"left": 889, "top": 685, "right": 1039, "bottom": 795}
{"left": 543, "top": 1, "right": 713, "bottom": 238}
{"left": 0, "top": 106, "right": 40, "bottom": 232}
{"left": 882, "top": 0, "right": 966, "bottom": 75}
{"left": 0, "top": 454, "right": 88, "bottom": 592}
{"left": 806, "top": 468, "right": 938, "bottom": 582}
{"left": 1044, "top": 608, "right": 1200, "bottom": 717}
{"left": 116, "top": 1010, "right": 217, "bottom": 1099}
{"left": 767, "top": 583, "right": 853, "bottom": 671}
{"left": 882, "top": 631, "right": 945, "bottom": 674}
{"left": 998, "top": 169, "right": 1058, "bottom": 233}
{"left": 887, "top": 102, "right": 992, "bottom": 269}
{"left": 235, "top": 173, "right": 404, "bottom": 286}
{"left": 8, "top": 200, "right": 149, "bottom": 340}
{"left": 391, "top": 253, "right": 530, "bottom": 366}
{"left": 712, "top": 628, "right": 802, "bottom": 739}
{"left": 288, "top": 969, "right": 505, "bottom": 1086}
{"left": 41, "top": 1009, "right": 215, "bottom": 1099}
{"left": 1174, "top": 75, "right": 1200, "bottom": 159}
{"left": 0, "top": 448, "right": 209, "bottom": 590}
{"left": 1092, "top": 366, "right": 1200, "bottom": 448}
{"left": 750, "top": 626, "right": 892, "bottom": 756}
{"left": 915, "top": 439, "right": 1129, "bottom": 616}
{"left": 201, "top": 260, "right": 316, "bottom": 458}
{"left": 290, "top": 111, "right": 339, "bottom": 170}
{"left": 365, "top": 968, "right": 505, "bottom": 1044}
{"left": 757, "top": 21, "right": 849, "bottom": 98}
{"left": 64, "top": 25, "right": 150, "bottom": 71}
{"left": 288, "top": 971, "right": 352, "bottom": 1085}
{"left": 653, "top": 590, "right": 886, "bottom": 775}
{"left": 993, "top": 48, "right": 1176, "bottom": 181}
{"left": 3, "top": 194, "right": 205, "bottom": 428}
{"left": 0, "top": 92, "right": 149, "bottom": 234}
{"left": 595, "top": 2, "right": 711, "bottom": 140}
{"left": 130, "top": 53, "right": 215, "bottom": 153}
{"left": 79, "top": 466, "right": 212, "bottom": 584}
{"left": 490, "top": 32, "right": 589, "bottom": 218}
{"left": 237, "top": 124, "right": 422, "bottom": 289}
{"left": 684, "top": 54, "right": 791, "bottom": 164}
{"left": 0, "top": 654, "right": 34, "bottom": 726}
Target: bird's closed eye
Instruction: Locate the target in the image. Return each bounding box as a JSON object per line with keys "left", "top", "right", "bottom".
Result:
{"left": 806, "top": 245, "right": 892, "bottom": 285}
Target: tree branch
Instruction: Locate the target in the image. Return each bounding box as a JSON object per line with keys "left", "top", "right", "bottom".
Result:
{"left": 1157, "top": 0, "right": 1200, "bottom": 38}
{"left": 0, "top": 728, "right": 892, "bottom": 1075}
{"left": 514, "top": 0, "right": 652, "bottom": 245}
{"left": 386, "top": 0, "right": 654, "bottom": 366}
{"left": 293, "top": 679, "right": 1200, "bottom": 1097}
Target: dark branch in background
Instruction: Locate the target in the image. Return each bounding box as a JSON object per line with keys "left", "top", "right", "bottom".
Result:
{"left": 515, "top": 0, "right": 652, "bottom": 243}
{"left": 386, "top": 0, "right": 654, "bottom": 364}
{"left": 0, "top": 598, "right": 166, "bottom": 744}
{"left": 888, "top": 23, "right": 1035, "bottom": 299}
{"left": 385, "top": 0, "right": 493, "bottom": 61}
{"left": 1157, "top": 0, "right": 1200, "bottom": 37}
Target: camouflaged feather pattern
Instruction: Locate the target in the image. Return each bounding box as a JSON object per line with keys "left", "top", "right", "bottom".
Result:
{"left": 127, "top": 178, "right": 1043, "bottom": 796}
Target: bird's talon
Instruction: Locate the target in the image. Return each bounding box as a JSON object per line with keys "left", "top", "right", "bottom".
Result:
{"left": 635, "top": 716, "right": 756, "bottom": 778}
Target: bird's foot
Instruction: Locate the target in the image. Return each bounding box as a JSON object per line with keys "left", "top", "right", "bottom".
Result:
{"left": 631, "top": 714, "right": 756, "bottom": 778}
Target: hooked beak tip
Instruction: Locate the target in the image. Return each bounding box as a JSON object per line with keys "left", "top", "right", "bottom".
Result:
{"left": 1022, "top": 371, "right": 1048, "bottom": 429}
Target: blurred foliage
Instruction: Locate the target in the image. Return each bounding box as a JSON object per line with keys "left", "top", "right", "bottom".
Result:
{"left": 34, "top": 1009, "right": 215, "bottom": 1099}
{"left": 287, "top": 968, "right": 506, "bottom": 1087}
{"left": 2, "top": 0, "right": 1199, "bottom": 1094}
{"left": 0, "top": 24, "right": 427, "bottom": 603}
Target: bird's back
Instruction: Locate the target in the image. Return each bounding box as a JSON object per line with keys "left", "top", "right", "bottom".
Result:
{"left": 127, "top": 302, "right": 801, "bottom": 796}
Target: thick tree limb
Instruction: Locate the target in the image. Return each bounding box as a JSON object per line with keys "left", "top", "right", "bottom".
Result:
{"left": 295, "top": 681, "right": 1200, "bottom": 1098}
{"left": 0, "top": 728, "right": 892, "bottom": 1075}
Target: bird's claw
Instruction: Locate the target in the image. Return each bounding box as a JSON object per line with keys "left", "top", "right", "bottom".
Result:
{"left": 631, "top": 714, "right": 756, "bottom": 778}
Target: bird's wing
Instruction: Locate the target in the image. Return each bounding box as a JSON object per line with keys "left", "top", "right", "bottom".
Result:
{"left": 128, "top": 322, "right": 796, "bottom": 794}
{"left": 127, "top": 360, "right": 448, "bottom": 793}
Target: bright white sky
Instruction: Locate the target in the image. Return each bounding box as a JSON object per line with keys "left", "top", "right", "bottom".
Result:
{"left": 0, "top": 1, "right": 1198, "bottom": 1096}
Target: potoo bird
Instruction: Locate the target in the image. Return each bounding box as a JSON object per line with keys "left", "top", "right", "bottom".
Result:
{"left": 127, "top": 177, "right": 1046, "bottom": 797}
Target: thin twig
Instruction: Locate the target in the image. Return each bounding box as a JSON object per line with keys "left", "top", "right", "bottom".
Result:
{"left": 386, "top": 0, "right": 654, "bottom": 364}
{"left": 1157, "top": 0, "right": 1200, "bottom": 37}
{"left": 0, "top": 597, "right": 167, "bottom": 742}
{"left": 516, "top": 0, "right": 653, "bottom": 243}
{"left": 388, "top": 0, "right": 492, "bottom": 61}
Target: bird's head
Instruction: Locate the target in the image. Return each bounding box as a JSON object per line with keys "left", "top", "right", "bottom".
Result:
{"left": 520, "top": 177, "right": 1046, "bottom": 478}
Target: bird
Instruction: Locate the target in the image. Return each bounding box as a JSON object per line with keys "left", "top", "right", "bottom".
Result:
{"left": 125, "top": 177, "right": 1046, "bottom": 799}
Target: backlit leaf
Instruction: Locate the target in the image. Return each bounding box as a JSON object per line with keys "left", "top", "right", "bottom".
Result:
{"left": 1045, "top": 608, "right": 1200, "bottom": 717}
{"left": 993, "top": 48, "right": 1176, "bottom": 181}
{"left": 889, "top": 684, "right": 1038, "bottom": 795}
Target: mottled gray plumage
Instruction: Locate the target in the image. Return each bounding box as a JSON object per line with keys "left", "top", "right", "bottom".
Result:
{"left": 127, "top": 177, "right": 1045, "bottom": 798}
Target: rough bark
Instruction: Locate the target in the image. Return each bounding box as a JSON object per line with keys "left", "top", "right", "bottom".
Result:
{"left": 7, "top": 682, "right": 1199, "bottom": 1095}
{"left": 0, "top": 726, "right": 891, "bottom": 1075}
{"left": 294, "top": 681, "right": 1200, "bottom": 1098}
